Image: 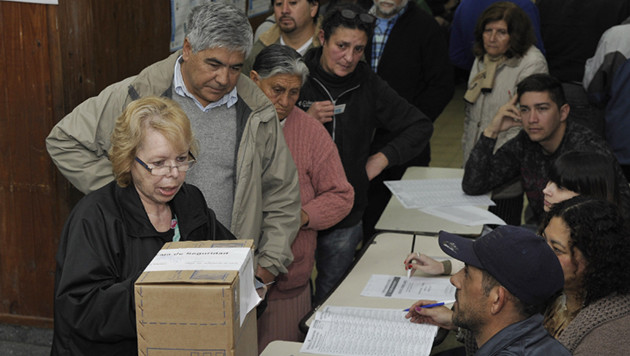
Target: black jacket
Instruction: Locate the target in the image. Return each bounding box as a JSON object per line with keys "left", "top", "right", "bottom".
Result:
{"left": 365, "top": 2, "right": 453, "bottom": 121}
{"left": 476, "top": 314, "right": 571, "bottom": 355}
{"left": 51, "top": 181, "right": 234, "bottom": 355}
{"left": 297, "top": 47, "right": 433, "bottom": 228}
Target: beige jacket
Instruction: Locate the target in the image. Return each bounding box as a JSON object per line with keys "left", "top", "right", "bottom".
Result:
{"left": 46, "top": 51, "right": 301, "bottom": 275}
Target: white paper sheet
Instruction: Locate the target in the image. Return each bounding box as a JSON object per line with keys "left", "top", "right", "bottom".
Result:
{"left": 145, "top": 247, "right": 252, "bottom": 271}
{"left": 384, "top": 178, "right": 495, "bottom": 209}
{"left": 237, "top": 250, "right": 261, "bottom": 326}
{"left": 420, "top": 205, "right": 506, "bottom": 226}
{"left": 361, "top": 274, "right": 456, "bottom": 302}
{"left": 144, "top": 247, "right": 260, "bottom": 326}
{"left": 301, "top": 306, "right": 438, "bottom": 356}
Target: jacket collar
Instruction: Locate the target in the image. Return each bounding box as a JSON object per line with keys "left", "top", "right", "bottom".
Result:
{"left": 130, "top": 50, "right": 180, "bottom": 99}
{"left": 259, "top": 21, "right": 322, "bottom": 48}
{"left": 115, "top": 183, "right": 207, "bottom": 239}
{"left": 126, "top": 50, "right": 275, "bottom": 127}
{"left": 476, "top": 314, "right": 545, "bottom": 354}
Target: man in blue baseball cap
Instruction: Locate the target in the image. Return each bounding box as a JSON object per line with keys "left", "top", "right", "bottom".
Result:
{"left": 405, "top": 225, "right": 570, "bottom": 355}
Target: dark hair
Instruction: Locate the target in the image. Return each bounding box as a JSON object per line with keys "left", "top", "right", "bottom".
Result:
{"left": 516, "top": 73, "right": 567, "bottom": 108}
{"left": 320, "top": 2, "right": 374, "bottom": 41}
{"left": 548, "top": 151, "right": 619, "bottom": 206}
{"left": 481, "top": 269, "right": 549, "bottom": 317}
{"left": 542, "top": 196, "right": 630, "bottom": 306}
{"left": 269, "top": 0, "right": 320, "bottom": 23}
{"left": 253, "top": 44, "right": 309, "bottom": 86}
{"left": 481, "top": 269, "right": 500, "bottom": 296}
{"left": 473, "top": 1, "right": 536, "bottom": 58}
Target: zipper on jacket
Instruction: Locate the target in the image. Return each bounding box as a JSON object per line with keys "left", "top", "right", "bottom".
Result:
{"left": 312, "top": 77, "right": 360, "bottom": 142}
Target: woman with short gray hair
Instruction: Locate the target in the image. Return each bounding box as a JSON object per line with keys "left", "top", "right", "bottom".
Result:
{"left": 250, "top": 44, "right": 354, "bottom": 352}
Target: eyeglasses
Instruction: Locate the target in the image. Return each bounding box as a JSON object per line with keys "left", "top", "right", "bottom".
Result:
{"left": 135, "top": 152, "right": 197, "bottom": 176}
{"left": 339, "top": 9, "right": 375, "bottom": 24}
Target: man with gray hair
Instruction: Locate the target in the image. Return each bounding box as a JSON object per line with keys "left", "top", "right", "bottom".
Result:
{"left": 46, "top": 2, "right": 301, "bottom": 286}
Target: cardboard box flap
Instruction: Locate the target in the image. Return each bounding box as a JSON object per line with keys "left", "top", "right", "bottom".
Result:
{"left": 136, "top": 269, "right": 239, "bottom": 285}
{"left": 161, "top": 240, "right": 254, "bottom": 250}
{"left": 135, "top": 239, "right": 258, "bottom": 356}
{"left": 137, "top": 239, "right": 255, "bottom": 285}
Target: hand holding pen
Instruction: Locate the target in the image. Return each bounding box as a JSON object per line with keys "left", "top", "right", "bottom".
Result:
{"left": 404, "top": 300, "right": 455, "bottom": 330}
{"left": 403, "top": 302, "right": 445, "bottom": 311}
{"left": 404, "top": 252, "right": 445, "bottom": 277}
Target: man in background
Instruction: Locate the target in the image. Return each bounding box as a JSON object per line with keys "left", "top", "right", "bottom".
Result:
{"left": 363, "top": 0, "right": 453, "bottom": 239}
{"left": 244, "top": 0, "right": 320, "bottom": 72}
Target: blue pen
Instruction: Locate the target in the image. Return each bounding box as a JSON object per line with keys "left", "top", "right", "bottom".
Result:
{"left": 403, "top": 302, "right": 445, "bottom": 311}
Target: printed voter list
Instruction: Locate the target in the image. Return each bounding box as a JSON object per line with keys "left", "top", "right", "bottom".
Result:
{"left": 301, "top": 306, "right": 438, "bottom": 356}
{"left": 361, "top": 274, "right": 455, "bottom": 302}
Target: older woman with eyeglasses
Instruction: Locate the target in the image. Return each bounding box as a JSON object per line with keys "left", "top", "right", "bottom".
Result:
{"left": 51, "top": 97, "right": 234, "bottom": 356}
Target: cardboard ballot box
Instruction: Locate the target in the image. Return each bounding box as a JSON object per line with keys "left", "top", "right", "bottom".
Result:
{"left": 135, "top": 240, "right": 258, "bottom": 356}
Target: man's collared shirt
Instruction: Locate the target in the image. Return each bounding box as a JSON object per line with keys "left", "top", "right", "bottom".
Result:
{"left": 369, "top": 5, "right": 406, "bottom": 72}
{"left": 280, "top": 36, "right": 313, "bottom": 56}
{"left": 173, "top": 55, "right": 238, "bottom": 112}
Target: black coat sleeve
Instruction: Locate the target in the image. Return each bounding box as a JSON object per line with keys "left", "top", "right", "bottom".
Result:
{"left": 371, "top": 73, "right": 434, "bottom": 167}
{"left": 54, "top": 208, "right": 139, "bottom": 343}
{"left": 462, "top": 134, "right": 523, "bottom": 195}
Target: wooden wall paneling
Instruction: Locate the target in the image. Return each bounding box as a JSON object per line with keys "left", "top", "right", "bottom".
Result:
{"left": 56, "top": 0, "right": 97, "bottom": 112}
{"left": 55, "top": 0, "right": 171, "bottom": 112}
{"left": 46, "top": 0, "right": 77, "bottom": 266}
{"left": 0, "top": 1, "right": 58, "bottom": 327}
{"left": 90, "top": 0, "right": 171, "bottom": 90}
{"left": 0, "top": 0, "right": 172, "bottom": 328}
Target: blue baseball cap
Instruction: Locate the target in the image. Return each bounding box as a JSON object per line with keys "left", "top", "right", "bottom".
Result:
{"left": 438, "top": 225, "right": 564, "bottom": 306}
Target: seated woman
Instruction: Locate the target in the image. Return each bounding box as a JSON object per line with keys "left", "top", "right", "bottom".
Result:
{"left": 250, "top": 44, "right": 354, "bottom": 351}
{"left": 541, "top": 196, "right": 630, "bottom": 354}
{"left": 405, "top": 150, "right": 622, "bottom": 278}
{"left": 543, "top": 150, "right": 622, "bottom": 215}
{"left": 51, "top": 97, "right": 234, "bottom": 355}
{"left": 462, "top": 1, "right": 548, "bottom": 225}
{"left": 405, "top": 197, "right": 630, "bottom": 355}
